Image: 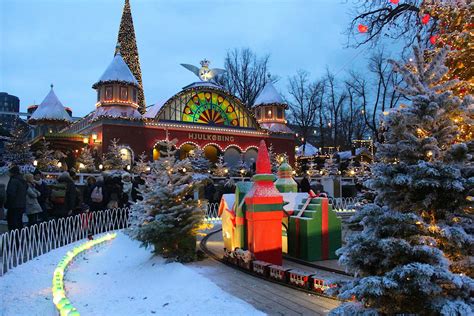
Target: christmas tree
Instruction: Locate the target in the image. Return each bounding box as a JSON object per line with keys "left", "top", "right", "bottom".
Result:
{"left": 231, "top": 158, "right": 250, "bottom": 177}
{"left": 331, "top": 46, "right": 474, "bottom": 314}
{"left": 268, "top": 144, "right": 279, "bottom": 174}
{"left": 188, "top": 148, "right": 211, "bottom": 175}
{"left": 212, "top": 155, "right": 229, "bottom": 177}
{"left": 133, "top": 152, "right": 149, "bottom": 174}
{"left": 35, "top": 139, "right": 60, "bottom": 172}
{"left": 127, "top": 139, "right": 205, "bottom": 262}
{"left": 307, "top": 157, "right": 319, "bottom": 177}
{"left": 117, "top": 0, "right": 145, "bottom": 113}
{"left": 321, "top": 154, "right": 339, "bottom": 176}
{"left": 77, "top": 147, "right": 96, "bottom": 172}
{"left": 103, "top": 138, "right": 126, "bottom": 171}
{"left": 3, "top": 124, "right": 34, "bottom": 166}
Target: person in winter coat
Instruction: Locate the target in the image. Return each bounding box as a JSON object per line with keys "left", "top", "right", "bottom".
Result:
{"left": 121, "top": 173, "right": 133, "bottom": 206}
{"left": 0, "top": 183, "right": 6, "bottom": 221}
{"left": 300, "top": 174, "right": 311, "bottom": 193}
{"left": 51, "top": 172, "right": 77, "bottom": 218}
{"left": 33, "top": 169, "right": 49, "bottom": 219}
{"left": 104, "top": 175, "right": 123, "bottom": 209}
{"left": 83, "top": 176, "right": 96, "bottom": 208}
{"left": 5, "top": 165, "right": 28, "bottom": 231}
{"left": 24, "top": 173, "right": 43, "bottom": 226}
{"left": 90, "top": 176, "right": 105, "bottom": 212}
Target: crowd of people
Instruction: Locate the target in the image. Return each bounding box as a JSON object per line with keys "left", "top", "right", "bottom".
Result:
{"left": 0, "top": 165, "right": 145, "bottom": 232}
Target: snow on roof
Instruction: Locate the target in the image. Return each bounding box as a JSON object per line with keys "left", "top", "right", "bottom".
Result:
{"left": 29, "top": 87, "right": 72, "bottom": 122}
{"left": 254, "top": 82, "right": 285, "bottom": 106}
{"left": 92, "top": 106, "right": 142, "bottom": 120}
{"left": 296, "top": 143, "right": 319, "bottom": 157}
{"left": 182, "top": 81, "right": 222, "bottom": 90}
{"left": 143, "top": 101, "right": 165, "bottom": 119}
{"left": 93, "top": 52, "right": 138, "bottom": 88}
{"left": 338, "top": 147, "right": 371, "bottom": 160}
{"left": 259, "top": 122, "right": 294, "bottom": 134}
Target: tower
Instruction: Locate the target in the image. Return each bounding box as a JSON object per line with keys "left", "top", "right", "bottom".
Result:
{"left": 92, "top": 45, "right": 142, "bottom": 120}
{"left": 117, "top": 0, "right": 146, "bottom": 113}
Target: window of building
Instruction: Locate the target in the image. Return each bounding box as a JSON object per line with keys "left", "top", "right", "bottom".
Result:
{"left": 277, "top": 107, "right": 283, "bottom": 119}
{"left": 105, "top": 86, "right": 113, "bottom": 101}
{"left": 97, "top": 89, "right": 101, "bottom": 102}
{"left": 120, "top": 86, "right": 128, "bottom": 101}
{"left": 265, "top": 107, "right": 273, "bottom": 119}
{"left": 256, "top": 108, "right": 261, "bottom": 119}
{"left": 132, "top": 88, "right": 137, "bottom": 103}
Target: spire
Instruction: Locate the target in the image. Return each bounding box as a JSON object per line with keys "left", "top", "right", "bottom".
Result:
{"left": 117, "top": 0, "right": 145, "bottom": 113}
{"left": 256, "top": 140, "right": 272, "bottom": 174}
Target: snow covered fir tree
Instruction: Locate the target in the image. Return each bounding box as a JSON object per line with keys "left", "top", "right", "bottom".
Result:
{"left": 77, "top": 147, "right": 96, "bottom": 172}
{"left": 103, "top": 138, "right": 126, "bottom": 171}
{"left": 331, "top": 46, "right": 474, "bottom": 315}
{"left": 132, "top": 152, "right": 149, "bottom": 174}
{"left": 188, "top": 148, "right": 211, "bottom": 176}
{"left": 34, "top": 139, "right": 60, "bottom": 172}
{"left": 212, "top": 155, "right": 229, "bottom": 177}
{"left": 127, "top": 139, "right": 205, "bottom": 262}
{"left": 2, "top": 124, "right": 34, "bottom": 167}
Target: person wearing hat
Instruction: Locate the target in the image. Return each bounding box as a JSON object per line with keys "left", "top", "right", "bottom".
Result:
{"left": 5, "top": 165, "right": 28, "bottom": 231}
{"left": 33, "top": 169, "right": 49, "bottom": 220}
{"left": 24, "top": 173, "right": 42, "bottom": 226}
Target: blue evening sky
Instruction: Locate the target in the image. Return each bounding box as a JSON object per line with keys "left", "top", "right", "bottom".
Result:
{"left": 1, "top": 0, "right": 379, "bottom": 117}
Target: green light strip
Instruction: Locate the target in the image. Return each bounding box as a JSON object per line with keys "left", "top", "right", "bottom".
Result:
{"left": 52, "top": 233, "right": 117, "bottom": 316}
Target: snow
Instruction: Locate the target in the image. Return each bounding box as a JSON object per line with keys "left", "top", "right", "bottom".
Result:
{"left": 29, "top": 87, "right": 72, "bottom": 122}
{"left": 92, "top": 106, "right": 142, "bottom": 120}
{"left": 143, "top": 101, "right": 165, "bottom": 119}
{"left": 254, "top": 82, "right": 285, "bottom": 106}
{"left": 296, "top": 143, "right": 319, "bottom": 157}
{"left": 94, "top": 52, "right": 139, "bottom": 87}
{"left": 259, "top": 122, "right": 294, "bottom": 133}
{"left": 1, "top": 232, "right": 264, "bottom": 316}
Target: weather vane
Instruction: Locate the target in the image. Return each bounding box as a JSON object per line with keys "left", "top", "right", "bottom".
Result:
{"left": 180, "top": 59, "right": 225, "bottom": 81}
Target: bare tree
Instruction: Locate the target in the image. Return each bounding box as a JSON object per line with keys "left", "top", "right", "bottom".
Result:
{"left": 215, "top": 48, "right": 274, "bottom": 108}
{"left": 346, "top": 0, "right": 437, "bottom": 49}
{"left": 287, "top": 70, "right": 323, "bottom": 152}
{"left": 325, "top": 70, "right": 347, "bottom": 147}
{"left": 346, "top": 50, "right": 404, "bottom": 142}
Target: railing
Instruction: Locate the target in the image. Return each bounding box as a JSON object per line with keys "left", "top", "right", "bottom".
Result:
{"left": 329, "top": 197, "right": 360, "bottom": 213}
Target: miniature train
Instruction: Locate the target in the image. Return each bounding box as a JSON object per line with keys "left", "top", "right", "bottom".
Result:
{"left": 223, "top": 250, "right": 336, "bottom": 294}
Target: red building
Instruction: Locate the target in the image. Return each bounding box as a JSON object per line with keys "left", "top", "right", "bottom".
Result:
{"left": 37, "top": 0, "right": 295, "bottom": 169}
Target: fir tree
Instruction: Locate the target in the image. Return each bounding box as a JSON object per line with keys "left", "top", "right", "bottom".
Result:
{"left": 133, "top": 152, "right": 149, "bottom": 174}
{"left": 331, "top": 46, "right": 474, "bottom": 314}
{"left": 35, "top": 139, "right": 59, "bottom": 172}
{"left": 188, "top": 148, "right": 211, "bottom": 175}
{"left": 213, "top": 155, "right": 229, "bottom": 177}
{"left": 321, "top": 154, "right": 339, "bottom": 176}
{"left": 3, "top": 124, "right": 34, "bottom": 166}
{"left": 77, "top": 147, "right": 96, "bottom": 172}
{"left": 127, "top": 139, "right": 205, "bottom": 262}
{"left": 231, "top": 158, "right": 250, "bottom": 177}
{"left": 307, "top": 157, "right": 319, "bottom": 177}
{"left": 268, "top": 144, "right": 279, "bottom": 174}
{"left": 103, "top": 138, "right": 126, "bottom": 171}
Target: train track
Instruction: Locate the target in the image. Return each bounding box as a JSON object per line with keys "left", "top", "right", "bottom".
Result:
{"left": 199, "top": 228, "right": 345, "bottom": 301}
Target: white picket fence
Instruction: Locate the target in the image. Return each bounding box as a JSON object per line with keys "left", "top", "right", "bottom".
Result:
{"left": 328, "top": 197, "right": 360, "bottom": 213}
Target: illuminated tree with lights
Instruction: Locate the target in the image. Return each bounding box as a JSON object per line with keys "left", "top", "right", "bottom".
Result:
{"left": 127, "top": 139, "right": 205, "bottom": 262}
{"left": 133, "top": 152, "right": 149, "bottom": 174}
{"left": 103, "top": 138, "right": 126, "bottom": 171}
{"left": 212, "top": 155, "right": 228, "bottom": 177}
{"left": 268, "top": 144, "right": 279, "bottom": 174}
{"left": 35, "top": 139, "right": 60, "bottom": 172}
{"left": 117, "top": 0, "right": 146, "bottom": 113}
{"left": 3, "top": 124, "right": 34, "bottom": 166}
{"left": 188, "top": 148, "right": 211, "bottom": 176}
{"left": 77, "top": 147, "right": 96, "bottom": 173}
{"left": 330, "top": 46, "right": 474, "bottom": 315}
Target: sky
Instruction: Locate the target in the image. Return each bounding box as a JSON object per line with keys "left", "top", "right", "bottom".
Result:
{"left": 0, "top": 0, "right": 375, "bottom": 117}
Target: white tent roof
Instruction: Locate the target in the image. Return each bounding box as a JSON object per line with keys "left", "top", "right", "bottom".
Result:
{"left": 296, "top": 143, "right": 319, "bottom": 157}
{"left": 254, "top": 82, "right": 285, "bottom": 106}
{"left": 29, "top": 87, "right": 72, "bottom": 122}
{"left": 94, "top": 52, "right": 138, "bottom": 87}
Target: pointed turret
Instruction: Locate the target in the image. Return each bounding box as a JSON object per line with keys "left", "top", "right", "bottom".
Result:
{"left": 117, "top": 0, "right": 146, "bottom": 113}
{"left": 254, "top": 81, "right": 293, "bottom": 134}
{"left": 275, "top": 158, "right": 298, "bottom": 193}
{"left": 92, "top": 45, "right": 142, "bottom": 121}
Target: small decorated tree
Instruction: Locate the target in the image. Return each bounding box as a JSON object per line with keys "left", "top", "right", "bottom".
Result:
{"left": 213, "top": 155, "right": 229, "bottom": 177}
{"left": 133, "top": 152, "right": 149, "bottom": 174}
{"left": 321, "top": 154, "right": 339, "bottom": 176}
{"left": 35, "top": 139, "right": 60, "bottom": 171}
{"left": 268, "top": 144, "right": 279, "bottom": 174}
{"left": 3, "top": 124, "right": 34, "bottom": 167}
{"left": 127, "top": 139, "right": 205, "bottom": 262}
{"left": 231, "top": 158, "right": 250, "bottom": 177}
{"left": 189, "top": 148, "right": 211, "bottom": 175}
{"left": 103, "top": 138, "right": 126, "bottom": 171}
{"left": 77, "top": 147, "right": 96, "bottom": 172}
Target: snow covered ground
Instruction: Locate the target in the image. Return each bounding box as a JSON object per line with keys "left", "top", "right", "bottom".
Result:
{"left": 1, "top": 232, "right": 264, "bottom": 316}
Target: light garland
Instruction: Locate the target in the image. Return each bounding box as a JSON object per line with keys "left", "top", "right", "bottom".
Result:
{"left": 52, "top": 233, "right": 116, "bottom": 316}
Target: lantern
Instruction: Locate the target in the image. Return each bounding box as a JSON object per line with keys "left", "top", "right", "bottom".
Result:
{"left": 422, "top": 14, "right": 430, "bottom": 25}
{"left": 358, "top": 24, "right": 368, "bottom": 33}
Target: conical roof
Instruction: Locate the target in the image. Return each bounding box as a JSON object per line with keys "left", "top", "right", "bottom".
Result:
{"left": 92, "top": 51, "right": 139, "bottom": 88}
{"left": 254, "top": 82, "right": 286, "bottom": 107}
{"left": 29, "top": 86, "right": 72, "bottom": 123}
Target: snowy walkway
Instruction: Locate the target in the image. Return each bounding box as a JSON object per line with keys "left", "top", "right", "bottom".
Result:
{"left": 1, "top": 232, "right": 263, "bottom": 316}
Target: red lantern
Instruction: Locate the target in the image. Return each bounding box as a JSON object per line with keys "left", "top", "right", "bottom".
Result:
{"left": 422, "top": 14, "right": 430, "bottom": 25}
{"left": 430, "top": 35, "right": 438, "bottom": 45}
{"left": 390, "top": 0, "right": 399, "bottom": 4}
{"left": 358, "top": 24, "right": 368, "bottom": 33}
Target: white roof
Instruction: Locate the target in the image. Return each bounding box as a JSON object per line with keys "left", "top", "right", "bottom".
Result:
{"left": 254, "top": 82, "right": 285, "bottom": 106}
{"left": 29, "top": 87, "right": 72, "bottom": 122}
{"left": 94, "top": 52, "right": 138, "bottom": 87}
{"left": 143, "top": 101, "right": 165, "bottom": 119}
{"left": 296, "top": 143, "right": 319, "bottom": 157}
{"left": 260, "top": 122, "right": 294, "bottom": 134}
{"left": 92, "top": 106, "right": 142, "bottom": 120}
